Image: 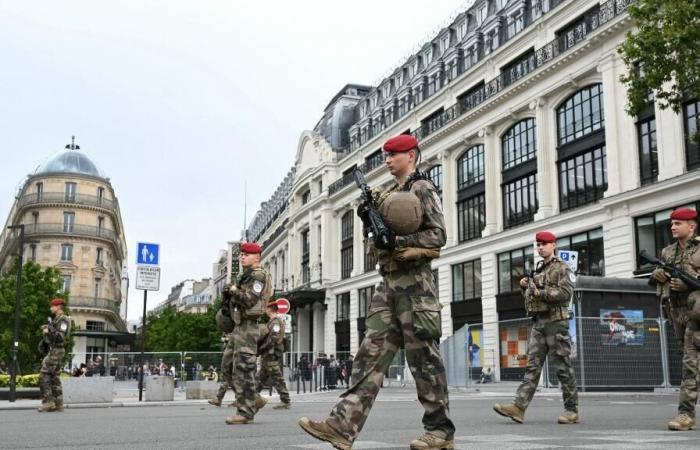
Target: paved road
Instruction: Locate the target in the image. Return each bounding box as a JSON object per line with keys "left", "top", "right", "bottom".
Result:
{"left": 0, "top": 388, "right": 697, "bottom": 449}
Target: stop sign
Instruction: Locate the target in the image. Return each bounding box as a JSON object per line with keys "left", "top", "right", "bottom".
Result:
{"left": 275, "top": 298, "right": 291, "bottom": 315}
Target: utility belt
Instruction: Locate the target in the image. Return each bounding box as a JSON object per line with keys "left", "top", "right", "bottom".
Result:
{"left": 531, "top": 307, "right": 569, "bottom": 322}
{"left": 665, "top": 296, "right": 689, "bottom": 309}
{"left": 379, "top": 259, "right": 429, "bottom": 276}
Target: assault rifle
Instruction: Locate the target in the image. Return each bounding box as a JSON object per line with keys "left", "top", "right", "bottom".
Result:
{"left": 353, "top": 168, "right": 395, "bottom": 250}
{"left": 40, "top": 317, "right": 54, "bottom": 356}
{"left": 639, "top": 250, "right": 700, "bottom": 294}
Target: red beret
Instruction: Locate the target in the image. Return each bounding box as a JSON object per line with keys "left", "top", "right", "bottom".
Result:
{"left": 535, "top": 231, "right": 556, "bottom": 243}
{"left": 50, "top": 298, "right": 65, "bottom": 306}
{"left": 240, "top": 242, "right": 262, "bottom": 254}
{"left": 670, "top": 208, "right": 697, "bottom": 221}
{"left": 383, "top": 134, "right": 419, "bottom": 153}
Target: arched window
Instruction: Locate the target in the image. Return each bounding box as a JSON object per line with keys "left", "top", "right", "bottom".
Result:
{"left": 502, "top": 118, "right": 536, "bottom": 170}
{"left": 457, "top": 145, "right": 486, "bottom": 242}
{"left": 457, "top": 144, "right": 485, "bottom": 189}
{"left": 426, "top": 164, "right": 443, "bottom": 196}
{"left": 684, "top": 99, "right": 700, "bottom": 171}
{"left": 556, "top": 84, "right": 607, "bottom": 211}
{"left": 340, "top": 211, "right": 354, "bottom": 279}
{"left": 557, "top": 84, "right": 604, "bottom": 145}
{"left": 501, "top": 120, "right": 538, "bottom": 228}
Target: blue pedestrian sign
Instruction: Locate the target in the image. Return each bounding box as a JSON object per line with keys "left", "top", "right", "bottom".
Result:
{"left": 137, "top": 242, "right": 160, "bottom": 265}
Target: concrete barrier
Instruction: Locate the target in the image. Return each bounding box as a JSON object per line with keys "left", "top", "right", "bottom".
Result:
{"left": 62, "top": 376, "right": 114, "bottom": 404}
{"left": 146, "top": 375, "right": 174, "bottom": 401}
{"left": 185, "top": 380, "right": 219, "bottom": 400}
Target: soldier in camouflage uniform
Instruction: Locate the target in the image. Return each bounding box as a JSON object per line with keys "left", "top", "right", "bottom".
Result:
{"left": 38, "top": 298, "right": 71, "bottom": 412}
{"left": 256, "top": 299, "right": 291, "bottom": 409}
{"left": 225, "top": 242, "right": 273, "bottom": 425}
{"left": 299, "top": 134, "right": 455, "bottom": 450}
{"left": 208, "top": 333, "right": 238, "bottom": 407}
{"left": 494, "top": 231, "right": 579, "bottom": 425}
{"left": 652, "top": 208, "right": 700, "bottom": 431}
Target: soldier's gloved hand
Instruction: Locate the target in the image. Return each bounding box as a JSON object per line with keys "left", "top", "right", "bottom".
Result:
{"left": 374, "top": 229, "right": 395, "bottom": 251}
{"left": 356, "top": 202, "right": 371, "bottom": 225}
{"left": 652, "top": 268, "right": 670, "bottom": 283}
{"left": 670, "top": 278, "right": 689, "bottom": 292}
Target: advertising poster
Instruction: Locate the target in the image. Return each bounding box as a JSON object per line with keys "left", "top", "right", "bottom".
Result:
{"left": 600, "top": 309, "right": 645, "bottom": 346}
{"left": 499, "top": 324, "right": 530, "bottom": 368}
{"left": 568, "top": 304, "right": 578, "bottom": 359}
{"left": 467, "top": 326, "right": 484, "bottom": 368}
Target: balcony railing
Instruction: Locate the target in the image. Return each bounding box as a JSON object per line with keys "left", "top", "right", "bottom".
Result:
{"left": 328, "top": 151, "right": 386, "bottom": 195}
{"left": 25, "top": 223, "right": 120, "bottom": 243}
{"left": 69, "top": 296, "right": 121, "bottom": 316}
{"left": 18, "top": 192, "right": 117, "bottom": 212}
{"left": 330, "top": 0, "right": 634, "bottom": 196}
{"left": 413, "top": 0, "right": 632, "bottom": 141}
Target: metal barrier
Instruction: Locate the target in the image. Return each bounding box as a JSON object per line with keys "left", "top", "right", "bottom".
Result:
{"left": 441, "top": 316, "right": 683, "bottom": 390}
{"left": 67, "top": 352, "right": 184, "bottom": 388}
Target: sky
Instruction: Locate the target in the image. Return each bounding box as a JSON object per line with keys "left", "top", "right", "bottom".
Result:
{"left": 0, "top": 0, "right": 469, "bottom": 321}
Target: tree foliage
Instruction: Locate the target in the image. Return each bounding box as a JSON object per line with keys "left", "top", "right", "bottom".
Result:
{"left": 0, "top": 260, "right": 71, "bottom": 374}
{"left": 145, "top": 297, "right": 222, "bottom": 352}
{"left": 619, "top": 0, "right": 700, "bottom": 116}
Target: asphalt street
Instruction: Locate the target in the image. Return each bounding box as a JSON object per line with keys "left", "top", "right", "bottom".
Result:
{"left": 0, "top": 388, "right": 698, "bottom": 449}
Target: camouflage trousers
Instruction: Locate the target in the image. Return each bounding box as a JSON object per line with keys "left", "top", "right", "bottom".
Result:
{"left": 666, "top": 303, "right": 690, "bottom": 350}
{"left": 231, "top": 319, "right": 265, "bottom": 419}
{"left": 327, "top": 264, "right": 455, "bottom": 443}
{"left": 514, "top": 319, "right": 578, "bottom": 413}
{"left": 678, "top": 322, "right": 700, "bottom": 417}
{"left": 39, "top": 348, "right": 65, "bottom": 405}
{"left": 256, "top": 355, "right": 290, "bottom": 404}
{"left": 216, "top": 339, "right": 236, "bottom": 401}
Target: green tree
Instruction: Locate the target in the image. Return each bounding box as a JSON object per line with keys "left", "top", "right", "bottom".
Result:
{"left": 145, "top": 300, "right": 222, "bottom": 352}
{"left": 0, "top": 260, "right": 72, "bottom": 374}
{"left": 619, "top": 0, "right": 700, "bottom": 118}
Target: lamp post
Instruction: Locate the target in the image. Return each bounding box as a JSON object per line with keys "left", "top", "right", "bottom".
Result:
{"left": 7, "top": 224, "right": 25, "bottom": 403}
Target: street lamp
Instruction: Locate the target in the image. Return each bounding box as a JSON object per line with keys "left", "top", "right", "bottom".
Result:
{"left": 7, "top": 224, "right": 25, "bottom": 403}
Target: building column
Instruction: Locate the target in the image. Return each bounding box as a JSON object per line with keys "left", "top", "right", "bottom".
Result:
{"left": 314, "top": 301, "right": 326, "bottom": 354}
{"left": 602, "top": 204, "right": 636, "bottom": 278}
{"left": 533, "top": 97, "right": 557, "bottom": 220}
{"left": 482, "top": 127, "right": 501, "bottom": 236}
{"left": 437, "top": 263, "right": 453, "bottom": 338}
{"left": 439, "top": 149, "right": 458, "bottom": 248}
{"left": 297, "top": 306, "right": 310, "bottom": 352}
{"left": 480, "top": 253, "right": 500, "bottom": 381}
{"left": 655, "top": 104, "right": 687, "bottom": 181}
{"left": 349, "top": 289, "right": 359, "bottom": 353}
{"left": 351, "top": 201, "right": 363, "bottom": 276}
{"left": 321, "top": 207, "right": 337, "bottom": 282}
{"left": 599, "top": 53, "right": 639, "bottom": 195}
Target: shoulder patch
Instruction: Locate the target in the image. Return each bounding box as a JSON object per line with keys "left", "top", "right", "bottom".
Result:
{"left": 59, "top": 322, "right": 68, "bottom": 332}
{"left": 272, "top": 324, "right": 281, "bottom": 333}
{"left": 253, "top": 281, "right": 263, "bottom": 294}
{"left": 568, "top": 272, "right": 577, "bottom": 284}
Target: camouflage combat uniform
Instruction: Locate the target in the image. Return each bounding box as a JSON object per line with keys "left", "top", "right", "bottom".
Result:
{"left": 39, "top": 312, "right": 71, "bottom": 410}
{"left": 514, "top": 257, "right": 578, "bottom": 414}
{"left": 325, "top": 174, "right": 455, "bottom": 445}
{"left": 214, "top": 334, "right": 236, "bottom": 403}
{"left": 656, "top": 236, "right": 700, "bottom": 420}
{"left": 229, "top": 267, "right": 272, "bottom": 420}
{"left": 256, "top": 315, "right": 290, "bottom": 405}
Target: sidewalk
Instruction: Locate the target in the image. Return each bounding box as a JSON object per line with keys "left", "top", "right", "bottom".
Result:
{"left": 0, "top": 382, "right": 679, "bottom": 411}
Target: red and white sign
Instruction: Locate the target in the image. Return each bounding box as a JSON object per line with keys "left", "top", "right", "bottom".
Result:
{"left": 275, "top": 298, "right": 291, "bottom": 315}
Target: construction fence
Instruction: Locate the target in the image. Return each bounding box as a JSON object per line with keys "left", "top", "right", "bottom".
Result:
{"left": 440, "top": 316, "right": 683, "bottom": 390}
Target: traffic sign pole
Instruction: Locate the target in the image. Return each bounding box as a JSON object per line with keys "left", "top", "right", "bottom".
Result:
{"left": 139, "top": 289, "right": 148, "bottom": 401}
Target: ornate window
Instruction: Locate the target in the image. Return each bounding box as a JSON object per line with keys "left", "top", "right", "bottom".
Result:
{"left": 452, "top": 259, "right": 482, "bottom": 302}
{"left": 556, "top": 84, "right": 607, "bottom": 211}
{"left": 684, "top": 99, "right": 699, "bottom": 171}
{"left": 502, "top": 118, "right": 536, "bottom": 170}
{"left": 458, "top": 145, "right": 485, "bottom": 189}
{"left": 427, "top": 164, "right": 443, "bottom": 197}
{"left": 340, "top": 212, "right": 353, "bottom": 279}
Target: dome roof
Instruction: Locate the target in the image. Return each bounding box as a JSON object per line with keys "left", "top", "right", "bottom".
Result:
{"left": 37, "top": 150, "right": 106, "bottom": 179}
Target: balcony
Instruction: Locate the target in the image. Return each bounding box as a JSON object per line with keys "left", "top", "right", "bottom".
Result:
{"left": 18, "top": 192, "right": 118, "bottom": 213}
{"left": 69, "top": 296, "right": 121, "bottom": 316}
{"left": 25, "top": 223, "right": 122, "bottom": 247}
{"left": 328, "top": 150, "right": 385, "bottom": 195}
{"left": 342, "top": 0, "right": 633, "bottom": 179}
